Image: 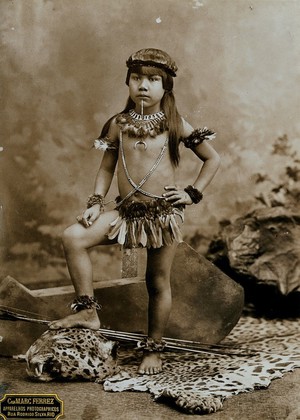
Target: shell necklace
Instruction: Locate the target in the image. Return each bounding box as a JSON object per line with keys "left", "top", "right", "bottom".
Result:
{"left": 116, "top": 105, "right": 167, "bottom": 149}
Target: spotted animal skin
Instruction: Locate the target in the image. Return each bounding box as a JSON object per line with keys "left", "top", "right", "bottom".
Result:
{"left": 26, "top": 328, "right": 119, "bottom": 382}
{"left": 104, "top": 317, "right": 300, "bottom": 414}
{"left": 24, "top": 318, "right": 300, "bottom": 415}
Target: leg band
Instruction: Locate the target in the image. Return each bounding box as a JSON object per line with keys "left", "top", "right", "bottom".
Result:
{"left": 135, "top": 337, "right": 166, "bottom": 352}
{"left": 70, "top": 295, "right": 102, "bottom": 312}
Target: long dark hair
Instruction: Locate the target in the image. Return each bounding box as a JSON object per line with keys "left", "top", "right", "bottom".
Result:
{"left": 99, "top": 67, "right": 183, "bottom": 166}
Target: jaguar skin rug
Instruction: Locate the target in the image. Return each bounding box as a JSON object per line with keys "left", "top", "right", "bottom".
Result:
{"left": 103, "top": 316, "right": 300, "bottom": 415}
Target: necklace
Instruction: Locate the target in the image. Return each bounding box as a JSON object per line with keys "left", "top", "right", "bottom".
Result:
{"left": 116, "top": 131, "right": 168, "bottom": 206}
{"left": 129, "top": 109, "right": 165, "bottom": 121}
{"left": 116, "top": 109, "right": 167, "bottom": 141}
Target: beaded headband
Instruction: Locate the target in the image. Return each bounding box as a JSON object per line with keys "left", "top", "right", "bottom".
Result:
{"left": 126, "top": 48, "right": 178, "bottom": 77}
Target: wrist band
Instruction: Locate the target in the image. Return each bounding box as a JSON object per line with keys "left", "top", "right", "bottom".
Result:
{"left": 184, "top": 185, "right": 203, "bottom": 204}
{"left": 87, "top": 193, "right": 104, "bottom": 209}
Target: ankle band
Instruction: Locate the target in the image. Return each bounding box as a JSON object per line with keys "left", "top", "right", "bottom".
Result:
{"left": 136, "top": 337, "right": 166, "bottom": 352}
{"left": 70, "top": 295, "right": 101, "bottom": 312}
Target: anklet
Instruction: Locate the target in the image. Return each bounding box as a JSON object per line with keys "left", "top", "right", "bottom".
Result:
{"left": 136, "top": 337, "right": 166, "bottom": 352}
{"left": 70, "top": 295, "right": 102, "bottom": 312}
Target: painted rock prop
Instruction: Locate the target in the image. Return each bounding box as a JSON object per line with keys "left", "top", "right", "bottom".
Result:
{"left": 97, "top": 242, "right": 244, "bottom": 344}
{"left": 211, "top": 207, "right": 300, "bottom": 295}
{"left": 26, "top": 328, "right": 119, "bottom": 382}
{"left": 167, "top": 242, "right": 244, "bottom": 343}
{"left": 0, "top": 276, "right": 56, "bottom": 356}
{"left": 1, "top": 242, "right": 244, "bottom": 356}
{"left": 207, "top": 206, "right": 300, "bottom": 316}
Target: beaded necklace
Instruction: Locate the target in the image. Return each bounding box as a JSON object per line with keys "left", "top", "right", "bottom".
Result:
{"left": 116, "top": 109, "right": 167, "bottom": 140}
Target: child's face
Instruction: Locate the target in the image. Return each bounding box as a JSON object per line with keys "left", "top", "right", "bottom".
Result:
{"left": 128, "top": 70, "right": 165, "bottom": 114}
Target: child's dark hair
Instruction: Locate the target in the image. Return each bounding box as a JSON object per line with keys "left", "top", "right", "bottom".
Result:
{"left": 99, "top": 49, "right": 183, "bottom": 166}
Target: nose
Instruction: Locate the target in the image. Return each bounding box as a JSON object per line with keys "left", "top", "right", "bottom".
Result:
{"left": 138, "top": 77, "right": 149, "bottom": 91}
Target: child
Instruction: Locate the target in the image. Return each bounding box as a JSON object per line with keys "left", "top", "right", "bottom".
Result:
{"left": 50, "top": 48, "right": 220, "bottom": 375}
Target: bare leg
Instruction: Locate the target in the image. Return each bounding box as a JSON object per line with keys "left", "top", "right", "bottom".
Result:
{"left": 138, "top": 242, "right": 178, "bottom": 375}
{"left": 49, "top": 210, "right": 118, "bottom": 330}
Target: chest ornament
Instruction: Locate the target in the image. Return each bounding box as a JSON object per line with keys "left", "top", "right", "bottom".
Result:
{"left": 116, "top": 110, "right": 168, "bottom": 139}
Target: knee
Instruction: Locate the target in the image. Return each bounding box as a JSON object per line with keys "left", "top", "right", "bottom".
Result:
{"left": 62, "top": 225, "right": 84, "bottom": 250}
{"left": 146, "top": 272, "right": 170, "bottom": 296}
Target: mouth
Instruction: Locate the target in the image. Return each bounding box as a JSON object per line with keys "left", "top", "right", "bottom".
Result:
{"left": 137, "top": 95, "right": 150, "bottom": 99}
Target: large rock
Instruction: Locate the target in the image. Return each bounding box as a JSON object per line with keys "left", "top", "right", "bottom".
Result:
{"left": 0, "top": 242, "right": 244, "bottom": 355}
{"left": 95, "top": 242, "right": 244, "bottom": 344}
{"left": 211, "top": 207, "right": 300, "bottom": 295}
{"left": 168, "top": 242, "right": 244, "bottom": 343}
{"left": 0, "top": 276, "right": 52, "bottom": 356}
{"left": 207, "top": 206, "right": 300, "bottom": 317}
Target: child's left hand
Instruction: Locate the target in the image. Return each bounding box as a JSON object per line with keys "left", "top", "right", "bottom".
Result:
{"left": 163, "top": 185, "right": 193, "bottom": 206}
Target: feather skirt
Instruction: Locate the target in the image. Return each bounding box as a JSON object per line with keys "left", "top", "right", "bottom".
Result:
{"left": 108, "top": 198, "right": 185, "bottom": 249}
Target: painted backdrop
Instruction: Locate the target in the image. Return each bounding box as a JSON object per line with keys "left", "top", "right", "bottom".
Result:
{"left": 0, "top": 0, "right": 299, "bottom": 284}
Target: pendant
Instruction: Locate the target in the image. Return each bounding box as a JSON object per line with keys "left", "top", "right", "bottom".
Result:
{"left": 134, "top": 140, "right": 148, "bottom": 150}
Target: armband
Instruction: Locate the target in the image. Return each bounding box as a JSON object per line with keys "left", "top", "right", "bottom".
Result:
{"left": 182, "top": 127, "right": 216, "bottom": 149}
{"left": 93, "top": 137, "right": 118, "bottom": 152}
{"left": 184, "top": 185, "right": 203, "bottom": 204}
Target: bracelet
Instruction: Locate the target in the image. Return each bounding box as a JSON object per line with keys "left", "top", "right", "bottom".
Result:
{"left": 135, "top": 337, "right": 166, "bottom": 352}
{"left": 70, "top": 295, "right": 102, "bottom": 312}
{"left": 184, "top": 185, "right": 203, "bottom": 204}
{"left": 87, "top": 193, "right": 104, "bottom": 209}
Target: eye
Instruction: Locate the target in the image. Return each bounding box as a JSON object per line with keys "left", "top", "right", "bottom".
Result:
{"left": 268, "top": 226, "right": 278, "bottom": 233}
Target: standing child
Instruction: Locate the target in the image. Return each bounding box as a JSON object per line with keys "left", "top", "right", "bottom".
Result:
{"left": 50, "top": 48, "right": 220, "bottom": 375}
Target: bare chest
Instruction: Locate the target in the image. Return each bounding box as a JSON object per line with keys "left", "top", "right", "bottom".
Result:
{"left": 119, "top": 133, "right": 171, "bottom": 172}
{"left": 117, "top": 132, "right": 175, "bottom": 196}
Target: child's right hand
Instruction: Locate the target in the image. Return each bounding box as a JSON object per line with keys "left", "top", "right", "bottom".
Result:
{"left": 76, "top": 205, "right": 102, "bottom": 228}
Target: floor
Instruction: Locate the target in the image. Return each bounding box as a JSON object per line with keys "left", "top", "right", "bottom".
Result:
{"left": 1, "top": 358, "right": 299, "bottom": 420}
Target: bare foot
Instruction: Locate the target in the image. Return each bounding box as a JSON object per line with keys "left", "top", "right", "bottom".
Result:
{"left": 49, "top": 308, "right": 100, "bottom": 330}
{"left": 138, "top": 352, "right": 162, "bottom": 375}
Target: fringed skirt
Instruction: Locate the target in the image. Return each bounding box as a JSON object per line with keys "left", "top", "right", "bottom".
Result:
{"left": 107, "top": 198, "right": 185, "bottom": 249}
